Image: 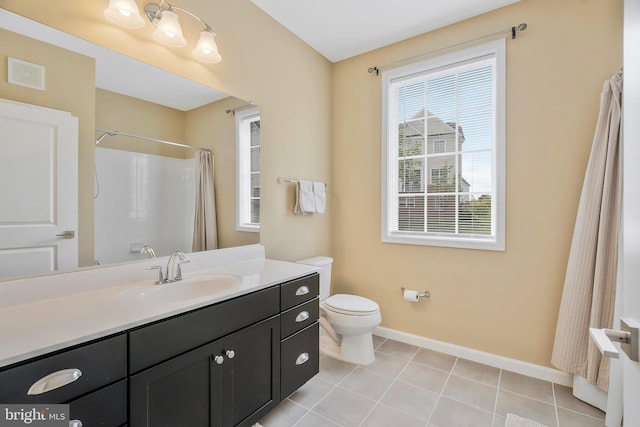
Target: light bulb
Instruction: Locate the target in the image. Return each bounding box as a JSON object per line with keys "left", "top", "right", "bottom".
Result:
{"left": 104, "top": 0, "right": 145, "bottom": 29}
{"left": 192, "top": 31, "right": 222, "bottom": 64}
{"left": 153, "top": 9, "right": 186, "bottom": 47}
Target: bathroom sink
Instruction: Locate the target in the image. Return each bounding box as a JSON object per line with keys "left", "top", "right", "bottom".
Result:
{"left": 120, "top": 273, "right": 242, "bottom": 303}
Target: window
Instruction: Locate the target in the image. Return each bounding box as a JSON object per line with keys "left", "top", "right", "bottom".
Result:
{"left": 381, "top": 39, "right": 505, "bottom": 251}
{"left": 236, "top": 107, "right": 261, "bottom": 232}
{"left": 433, "top": 140, "right": 445, "bottom": 154}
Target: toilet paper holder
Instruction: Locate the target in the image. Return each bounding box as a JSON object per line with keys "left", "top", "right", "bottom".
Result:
{"left": 400, "top": 287, "right": 430, "bottom": 299}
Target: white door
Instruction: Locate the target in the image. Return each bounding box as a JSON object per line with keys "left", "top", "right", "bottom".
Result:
{"left": 0, "top": 99, "right": 78, "bottom": 278}
{"left": 621, "top": 0, "right": 640, "bottom": 423}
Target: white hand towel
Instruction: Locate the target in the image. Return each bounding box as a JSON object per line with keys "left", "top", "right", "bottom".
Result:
{"left": 294, "top": 180, "right": 315, "bottom": 214}
{"left": 313, "top": 181, "right": 326, "bottom": 213}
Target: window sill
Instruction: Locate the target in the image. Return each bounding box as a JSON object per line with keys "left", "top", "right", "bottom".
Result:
{"left": 382, "top": 232, "right": 504, "bottom": 251}
{"left": 237, "top": 224, "right": 260, "bottom": 233}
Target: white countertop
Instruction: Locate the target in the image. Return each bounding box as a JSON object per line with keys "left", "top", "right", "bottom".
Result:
{"left": 0, "top": 245, "right": 318, "bottom": 368}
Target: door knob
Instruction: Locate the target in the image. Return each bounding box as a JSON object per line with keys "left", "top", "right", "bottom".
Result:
{"left": 589, "top": 318, "right": 640, "bottom": 361}
{"left": 213, "top": 355, "right": 224, "bottom": 365}
{"left": 225, "top": 350, "right": 235, "bottom": 359}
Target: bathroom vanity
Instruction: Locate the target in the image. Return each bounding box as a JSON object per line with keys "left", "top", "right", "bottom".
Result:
{"left": 0, "top": 245, "right": 319, "bottom": 427}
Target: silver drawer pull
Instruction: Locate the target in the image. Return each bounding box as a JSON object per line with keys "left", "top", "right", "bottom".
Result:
{"left": 27, "top": 368, "right": 82, "bottom": 395}
{"left": 295, "top": 353, "right": 310, "bottom": 365}
{"left": 69, "top": 420, "right": 83, "bottom": 427}
{"left": 295, "top": 311, "right": 310, "bottom": 323}
{"left": 295, "top": 286, "right": 310, "bottom": 296}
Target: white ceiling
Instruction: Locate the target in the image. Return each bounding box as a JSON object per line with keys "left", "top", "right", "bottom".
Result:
{"left": 251, "top": 0, "right": 521, "bottom": 62}
{"left": 0, "top": 9, "right": 228, "bottom": 111}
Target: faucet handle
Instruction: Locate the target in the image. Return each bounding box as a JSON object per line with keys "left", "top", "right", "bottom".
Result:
{"left": 174, "top": 259, "right": 190, "bottom": 282}
{"left": 146, "top": 265, "right": 165, "bottom": 285}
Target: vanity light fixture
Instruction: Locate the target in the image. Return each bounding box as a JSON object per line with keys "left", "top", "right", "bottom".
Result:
{"left": 103, "top": 0, "right": 222, "bottom": 64}
{"left": 104, "top": 0, "right": 146, "bottom": 29}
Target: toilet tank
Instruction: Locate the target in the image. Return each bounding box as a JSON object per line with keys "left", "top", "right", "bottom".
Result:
{"left": 296, "top": 256, "right": 333, "bottom": 301}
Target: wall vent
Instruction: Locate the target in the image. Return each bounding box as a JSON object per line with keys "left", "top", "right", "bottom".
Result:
{"left": 8, "top": 57, "right": 46, "bottom": 91}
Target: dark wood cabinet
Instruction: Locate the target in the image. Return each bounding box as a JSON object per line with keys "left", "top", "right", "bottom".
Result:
{"left": 0, "top": 334, "right": 128, "bottom": 427}
{"left": 1, "top": 272, "right": 320, "bottom": 427}
{"left": 130, "top": 316, "right": 280, "bottom": 427}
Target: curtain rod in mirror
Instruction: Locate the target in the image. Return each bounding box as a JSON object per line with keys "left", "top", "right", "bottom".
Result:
{"left": 95, "top": 128, "right": 210, "bottom": 152}
{"left": 225, "top": 103, "right": 256, "bottom": 115}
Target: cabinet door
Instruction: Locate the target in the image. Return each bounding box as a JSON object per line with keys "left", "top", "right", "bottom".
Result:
{"left": 221, "top": 316, "right": 280, "bottom": 427}
{"left": 130, "top": 341, "right": 224, "bottom": 427}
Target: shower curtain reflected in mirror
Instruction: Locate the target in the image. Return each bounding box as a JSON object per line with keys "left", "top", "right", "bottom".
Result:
{"left": 192, "top": 150, "right": 218, "bottom": 251}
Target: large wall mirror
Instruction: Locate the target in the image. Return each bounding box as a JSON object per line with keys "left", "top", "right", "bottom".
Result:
{"left": 0, "top": 9, "right": 260, "bottom": 280}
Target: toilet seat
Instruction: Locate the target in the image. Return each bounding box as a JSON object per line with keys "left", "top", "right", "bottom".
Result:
{"left": 324, "top": 294, "right": 380, "bottom": 316}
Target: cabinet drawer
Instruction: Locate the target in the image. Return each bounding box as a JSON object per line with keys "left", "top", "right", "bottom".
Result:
{"left": 129, "top": 285, "right": 280, "bottom": 373}
{"left": 0, "top": 334, "right": 127, "bottom": 404}
{"left": 280, "top": 298, "right": 319, "bottom": 339}
{"left": 69, "top": 380, "right": 127, "bottom": 427}
{"left": 280, "top": 323, "right": 319, "bottom": 400}
{"left": 280, "top": 274, "right": 319, "bottom": 311}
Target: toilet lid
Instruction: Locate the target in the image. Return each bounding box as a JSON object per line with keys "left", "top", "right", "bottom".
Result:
{"left": 324, "top": 294, "right": 379, "bottom": 315}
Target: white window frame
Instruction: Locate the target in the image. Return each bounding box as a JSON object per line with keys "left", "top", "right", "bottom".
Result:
{"left": 235, "top": 106, "right": 261, "bottom": 233}
{"left": 381, "top": 39, "right": 506, "bottom": 251}
{"left": 433, "top": 140, "right": 445, "bottom": 154}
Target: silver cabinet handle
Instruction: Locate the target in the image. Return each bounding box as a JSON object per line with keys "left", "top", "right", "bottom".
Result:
{"left": 69, "top": 420, "right": 83, "bottom": 427}
{"left": 27, "top": 368, "right": 82, "bottom": 395}
{"left": 295, "top": 311, "right": 310, "bottom": 323}
{"left": 55, "top": 230, "right": 75, "bottom": 239}
{"left": 225, "top": 350, "right": 235, "bottom": 359}
{"left": 295, "top": 286, "right": 310, "bottom": 296}
{"left": 295, "top": 353, "right": 310, "bottom": 365}
{"left": 213, "top": 355, "right": 224, "bottom": 365}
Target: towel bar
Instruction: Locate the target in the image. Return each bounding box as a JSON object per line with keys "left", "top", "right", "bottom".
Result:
{"left": 278, "top": 177, "right": 327, "bottom": 187}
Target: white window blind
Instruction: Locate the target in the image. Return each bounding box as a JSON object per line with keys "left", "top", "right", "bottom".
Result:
{"left": 382, "top": 39, "right": 505, "bottom": 251}
{"left": 236, "top": 107, "right": 261, "bottom": 232}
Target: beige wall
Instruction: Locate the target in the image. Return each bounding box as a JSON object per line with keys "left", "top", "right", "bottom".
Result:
{"left": 331, "top": 0, "right": 623, "bottom": 367}
{"left": 0, "top": 0, "right": 333, "bottom": 262}
{"left": 96, "top": 89, "right": 189, "bottom": 158}
{"left": 0, "top": 28, "right": 96, "bottom": 267}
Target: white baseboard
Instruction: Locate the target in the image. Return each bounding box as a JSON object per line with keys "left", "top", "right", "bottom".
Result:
{"left": 373, "top": 326, "right": 573, "bottom": 387}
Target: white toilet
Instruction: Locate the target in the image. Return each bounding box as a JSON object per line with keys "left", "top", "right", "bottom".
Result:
{"left": 297, "top": 256, "right": 381, "bottom": 365}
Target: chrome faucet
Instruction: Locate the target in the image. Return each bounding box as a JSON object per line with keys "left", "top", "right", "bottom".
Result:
{"left": 140, "top": 245, "right": 156, "bottom": 258}
{"left": 166, "top": 251, "right": 190, "bottom": 283}
{"left": 146, "top": 251, "right": 190, "bottom": 284}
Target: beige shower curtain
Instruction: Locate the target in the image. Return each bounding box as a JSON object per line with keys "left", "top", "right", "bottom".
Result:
{"left": 551, "top": 72, "right": 623, "bottom": 392}
{"left": 192, "top": 150, "right": 218, "bottom": 251}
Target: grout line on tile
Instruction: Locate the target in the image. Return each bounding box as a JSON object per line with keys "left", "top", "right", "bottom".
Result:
{"left": 373, "top": 337, "right": 387, "bottom": 350}
{"left": 294, "top": 409, "right": 343, "bottom": 427}
{"left": 491, "top": 368, "right": 503, "bottom": 427}
{"left": 292, "top": 362, "right": 358, "bottom": 426}
{"left": 555, "top": 405, "right": 607, "bottom": 422}
{"left": 497, "top": 387, "right": 558, "bottom": 409}
{"left": 551, "top": 382, "right": 560, "bottom": 427}
{"left": 356, "top": 356, "right": 413, "bottom": 426}
{"left": 425, "top": 355, "right": 459, "bottom": 426}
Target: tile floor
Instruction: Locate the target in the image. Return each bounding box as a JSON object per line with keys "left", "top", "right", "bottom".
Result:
{"left": 259, "top": 336, "right": 606, "bottom": 427}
